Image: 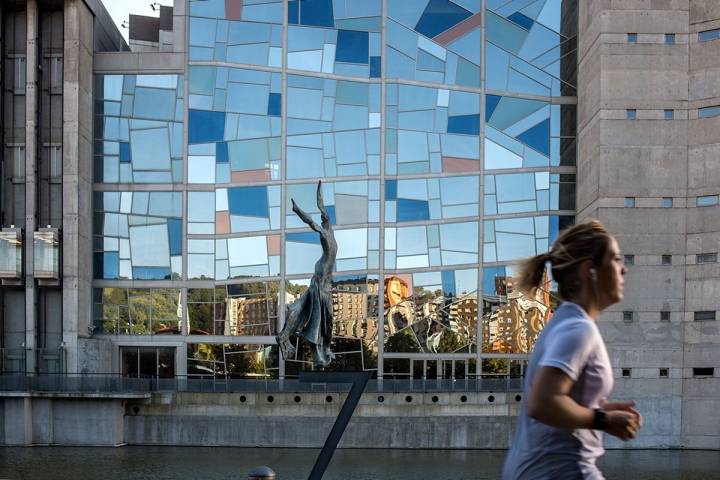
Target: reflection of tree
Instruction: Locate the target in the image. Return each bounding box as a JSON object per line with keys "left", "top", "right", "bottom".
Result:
{"left": 437, "top": 328, "right": 465, "bottom": 353}
{"left": 384, "top": 328, "right": 421, "bottom": 353}
{"left": 482, "top": 358, "right": 509, "bottom": 375}
{"left": 100, "top": 288, "right": 180, "bottom": 334}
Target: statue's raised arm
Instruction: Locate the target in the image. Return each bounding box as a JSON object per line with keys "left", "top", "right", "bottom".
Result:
{"left": 291, "top": 198, "right": 322, "bottom": 233}
{"left": 316, "top": 180, "right": 331, "bottom": 230}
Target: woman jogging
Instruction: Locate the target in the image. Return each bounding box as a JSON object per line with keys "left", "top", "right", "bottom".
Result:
{"left": 502, "top": 220, "right": 642, "bottom": 479}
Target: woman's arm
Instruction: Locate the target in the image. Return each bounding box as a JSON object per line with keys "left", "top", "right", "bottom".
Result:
{"left": 527, "top": 366, "right": 639, "bottom": 440}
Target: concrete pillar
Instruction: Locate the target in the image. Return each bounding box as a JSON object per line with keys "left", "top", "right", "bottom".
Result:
{"left": 25, "top": 0, "right": 39, "bottom": 375}
{"left": 62, "top": 0, "right": 94, "bottom": 373}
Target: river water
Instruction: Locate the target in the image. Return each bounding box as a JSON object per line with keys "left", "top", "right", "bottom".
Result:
{"left": 1, "top": 447, "right": 719, "bottom": 479}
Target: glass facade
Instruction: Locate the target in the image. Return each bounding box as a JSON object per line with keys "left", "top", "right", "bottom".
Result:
{"left": 93, "top": 0, "right": 577, "bottom": 379}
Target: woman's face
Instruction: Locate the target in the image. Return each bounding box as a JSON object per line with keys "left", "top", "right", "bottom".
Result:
{"left": 597, "top": 237, "right": 626, "bottom": 308}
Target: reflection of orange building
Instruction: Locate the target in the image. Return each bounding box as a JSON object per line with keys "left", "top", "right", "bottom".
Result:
{"left": 384, "top": 276, "right": 410, "bottom": 306}
{"left": 226, "top": 296, "right": 276, "bottom": 336}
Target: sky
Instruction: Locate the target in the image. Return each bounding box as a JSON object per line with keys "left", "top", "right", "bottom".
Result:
{"left": 101, "top": 0, "right": 174, "bottom": 42}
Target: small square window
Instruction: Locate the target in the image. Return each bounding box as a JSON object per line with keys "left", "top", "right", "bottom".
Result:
{"left": 626, "top": 109, "right": 637, "bottom": 120}
{"left": 623, "top": 311, "right": 634, "bottom": 322}
{"left": 697, "top": 253, "right": 718, "bottom": 264}
{"left": 659, "top": 368, "right": 669, "bottom": 377}
{"left": 694, "top": 311, "right": 716, "bottom": 321}
{"left": 660, "top": 311, "right": 670, "bottom": 322}
{"left": 625, "top": 197, "right": 635, "bottom": 207}
{"left": 628, "top": 33, "right": 638, "bottom": 43}
{"left": 624, "top": 255, "right": 635, "bottom": 265}
{"left": 662, "top": 255, "right": 672, "bottom": 265}
{"left": 664, "top": 109, "right": 674, "bottom": 119}
{"left": 662, "top": 197, "right": 673, "bottom": 208}
{"left": 665, "top": 34, "right": 675, "bottom": 44}
{"left": 693, "top": 367, "right": 714, "bottom": 377}
{"left": 697, "top": 195, "right": 719, "bottom": 207}
{"left": 622, "top": 368, "right": 632, "bottom": 377}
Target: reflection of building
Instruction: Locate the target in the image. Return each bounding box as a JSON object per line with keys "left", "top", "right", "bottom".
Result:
{"left": 482, "top": 291, "right": 549, "bottom": 354}
{"left": 226, "top": 296, "right": 276, "bottom": 336}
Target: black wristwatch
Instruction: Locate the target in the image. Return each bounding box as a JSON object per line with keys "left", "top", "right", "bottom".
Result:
{"left": 592, "top": 408, "right": 608, "bottom": 431}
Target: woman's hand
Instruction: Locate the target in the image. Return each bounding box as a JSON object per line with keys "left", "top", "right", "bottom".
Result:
{"left": 604, "top": 409, "right": 640, "bottom": 441}
{"left": 600, "top": 399, "right": 643, "bottom": 427}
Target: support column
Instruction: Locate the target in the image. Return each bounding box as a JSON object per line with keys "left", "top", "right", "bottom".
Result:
{"left": 24, "top": 0, "right": 39, "bottom": 375}
{"left": 62, "top": 0, "right": 94, "bottom": 373}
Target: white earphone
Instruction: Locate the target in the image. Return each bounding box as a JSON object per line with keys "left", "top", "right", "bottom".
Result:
{"left": 589, "top": 267, "right": 597, "bottom": 280}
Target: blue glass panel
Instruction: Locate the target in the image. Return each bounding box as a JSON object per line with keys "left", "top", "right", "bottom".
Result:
{"left": 294, "top": 0, "right": 334, "bottom": 27}
{"left": 119, "top": 142, "right": 131, "bottom": 163}
{"left": 447, "top": 114, "right": 480, "bottom": 135}
{"left": 385, "top": 179, "right": 397, "bottom": 200}
{"left": 397, "top": 199, "right": 430, "bottom": 222}
{"left": 486, "top": 94, "right": 501, "bottom": 121}
{"left": 335, "top": 30, "right": 369, "bottom": 64}
{"left": 415, "top": 0, "right": 472, "bottom": 38}
{"left": 482, "top": 266, "right": 505, "bottom": 295}
{"left": 216, "top": 142, "right": 228, "bottom": 163}
{"left": 516, "top": 118, "right": 550, "bottom": 155}
{"left": 167, "top": 218, "right": 182, "bottom": 256}
{"left": 442, "top": 270, "right": 456, "bottom": 297}
{"left": 370, "top": 56, "right": 381, "bottom": 77}
{"left": 325, "top": 205, "right": 337, "bottom": 225}
{"left": 102, "top": 252, "right": 119, "bottom": 279}
{"left": 288, "top": 0, "right": 299, "bottom": 24}
{"left": 507, "top": 12, "right": 534, "bottom": 30}
{"left": 132, "top": 267, "right": 171, "bottom": 280}
{"left": 228, "top": 186, "right": 269, "bottom": 217}
{"left": 188, "top": 109, "right": 225, "bottom": 144}
{"left": 286, "top": 232, "right": 320, "bottom": 244}
{"left": 267, "top": 93, "right": 282, "bottom": 116}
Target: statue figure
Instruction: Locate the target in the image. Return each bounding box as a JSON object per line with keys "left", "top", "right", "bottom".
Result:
{"left": 277, "top": 181, "right": 337, "bottom": 368}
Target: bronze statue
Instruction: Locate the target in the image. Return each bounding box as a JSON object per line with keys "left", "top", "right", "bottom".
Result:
{"left": 277, "top": 181, "right": 337, "bottom": 368}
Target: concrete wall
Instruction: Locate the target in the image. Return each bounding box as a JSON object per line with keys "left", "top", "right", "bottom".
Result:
{"left": 124, "top": 392, "right": 521, "bottom": 449}
{"left": 0, "top": 393, "right": 136, "bottom": 446}
{"left": 578, "top": 0, "right": 720, "bottom": 450}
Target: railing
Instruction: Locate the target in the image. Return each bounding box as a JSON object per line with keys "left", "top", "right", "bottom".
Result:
{"left": 0, "top": 374, "right": 524, "bottom": 394}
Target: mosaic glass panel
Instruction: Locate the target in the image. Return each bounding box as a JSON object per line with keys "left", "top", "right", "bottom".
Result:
{"left": 286, "top": 180, "right": 380, "bottom": 227}
{"left": 386, "top": 84, "right": 480, "bottom": 174}
{"left": 286, "top": 74, "right": 381, "bottom": 178}
{"left": 94, "top": 75, "right": 184, "bottom": 183}
{"left": 484, "top": 173, "right": 574, "bottom": 215}
{"left": 485, "top": 0, "right": 577, "bottom": 96}
{"left": 187, "top": 343, "right": 279, "bottom": 378}
{"left": 485, "top": 96, "right": 575, "bottom": 169}
{"left": 383, "top": 268, "right": 477, "bottom": 353}
{"left": 384, "top": 221, "right": 478, "bottom": 270}
{"left": 189, "top": 66, "right": 282, "bottom": 183}
{"left": 287, "top": 0, "right": 382, "bottom": 78}
{"left": 386, "top": 0, "right": 482, "bottom": 87}
{"left": 93, "top": 191, "right": 182, "bottom": 280}
{"left": 286, "top": 227, "right": 379, "bottom": 274}
{"left": 283, "top": 275, "right": 379, "bottom": 373}
{"left": 93, "top": 288, "right": 182, "bottom": 335}
{"left": 385, "top": 176, "right": 479, "bottom": 222}
{"left": 188, "top": 0, "right": 283, "bottom": 66}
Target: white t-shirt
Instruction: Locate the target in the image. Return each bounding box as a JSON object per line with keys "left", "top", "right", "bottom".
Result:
{"left": 502, "top": 301, "right": 614, "bottom": 480}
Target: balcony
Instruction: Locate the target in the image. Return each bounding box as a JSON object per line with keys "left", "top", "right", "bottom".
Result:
{"left": 0, "top": 228, "right": 22, "bottom": 283}
{"left": 34, "top": 228, "right": 60, "bottom": 283}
